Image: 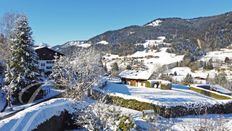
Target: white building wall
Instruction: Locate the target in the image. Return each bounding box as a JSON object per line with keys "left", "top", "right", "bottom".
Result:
{"left": 38, "top": 60, "right": 54, "bottom": 73}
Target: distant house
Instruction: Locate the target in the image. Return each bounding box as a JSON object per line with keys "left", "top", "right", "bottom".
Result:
{"left": 119, "top": 70, "right": 153, "bottom": 87}
{"left": 35, "top": 46, "right": 64, "bottom": 75}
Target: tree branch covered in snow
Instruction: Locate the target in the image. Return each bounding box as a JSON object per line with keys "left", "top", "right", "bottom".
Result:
{"left": 50, "top": 48, "right": 105, "bottom": 100}
{"left": 74, "top": 101, "right": 135, "bottom": 131}
{"left": 4, "top": 15, "right": 39, "bottom": 104}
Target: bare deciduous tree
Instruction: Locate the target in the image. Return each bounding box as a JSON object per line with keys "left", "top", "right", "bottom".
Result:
{"left": 50, "top": 48, "right": 105, "bottom": 100}
{"left": 0, "top": 12, "right": 22, "bottom": 38}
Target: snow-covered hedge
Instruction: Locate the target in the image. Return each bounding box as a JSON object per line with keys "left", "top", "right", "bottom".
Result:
{"left": 92, "top": 89, "right": 232, "bottom": 118}
{"left": 190, "top": 85, "right": 232, "bottom": 100}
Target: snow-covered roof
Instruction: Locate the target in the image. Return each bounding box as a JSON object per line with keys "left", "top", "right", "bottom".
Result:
{"left": 119, "top": 70, "right": 153, "bottom": 80}
{"left": 34, "top": 45, "right": 48, "bottom": 50}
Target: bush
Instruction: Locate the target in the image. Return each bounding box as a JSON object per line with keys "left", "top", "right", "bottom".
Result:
{"left": 92, "top": 89, "right": 232, "bottom": 118}
{"left": 118, "top": 116, "right": 135, "bottom": 131}
{"left": 145, "top": 81, "right": 151, "bottom": 88}
{"left": 182, "top": 74, "right": 194, "bottom": 85}
{"left": 160, "top": 83, "right": 172, "bottom": 90}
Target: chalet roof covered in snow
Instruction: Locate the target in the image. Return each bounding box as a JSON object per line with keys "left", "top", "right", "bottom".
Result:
{"left": 34, "top": 46, "right": 64, "bottom": 60}
{"left": 119, "top": 70, "right": 153, "bottom": 80}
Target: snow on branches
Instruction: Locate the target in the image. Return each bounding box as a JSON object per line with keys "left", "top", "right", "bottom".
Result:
{"left": 50, "top": 48, "right": 105, "bottom": 100}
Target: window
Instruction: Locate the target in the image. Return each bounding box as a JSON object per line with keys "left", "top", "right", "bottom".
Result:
{"left": 46, "top": 66, "right": 52, "bottom": 69}
{"left": 46, "top": 60, "right": 54, "bottom": 64}
{"left": 41, "top": 63, "right": 45, "bottom": 66}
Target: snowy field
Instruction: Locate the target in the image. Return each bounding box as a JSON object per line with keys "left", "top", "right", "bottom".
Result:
{"left": 103, "top": 83, "right": 230, "bottom": 107}
{"left": 130, "top": 48, "right": 184, "bottom": 67}
{"left": 200, "top": 48, "right": 232, "bottom": 62}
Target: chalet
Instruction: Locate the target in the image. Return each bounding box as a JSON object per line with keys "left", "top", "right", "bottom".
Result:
{"left": 119, "top": 70, "right": 153, "bottom": 87}
{"left": 34, "top": 46, "right": 64, "bottom": 75}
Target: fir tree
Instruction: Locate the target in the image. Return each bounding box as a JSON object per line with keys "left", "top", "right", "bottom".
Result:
{"left": 5, "top": 16, "right": 39, "bottom": 101}
{"left": 182, "top": 73, "right": 194, "bottom": 85}
{"left": 111, "top": 62, "right": 119, "bottom": 76}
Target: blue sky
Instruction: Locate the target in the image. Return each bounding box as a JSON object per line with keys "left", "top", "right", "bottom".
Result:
{"left": 0, "top": 0, "right": 232, "bottom": 46}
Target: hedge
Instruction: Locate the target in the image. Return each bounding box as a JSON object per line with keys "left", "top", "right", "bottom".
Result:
{"left": 145, "top": 81, "right": 151, "bottom": 88}
{"left": 189, "top": 85, "right": 232, "bottom": 100}
{"left": 91, "top": 89, "right": 232, "bottom": 118}
{"left": 160, "top": 83, "right": 172, "bottom": 90}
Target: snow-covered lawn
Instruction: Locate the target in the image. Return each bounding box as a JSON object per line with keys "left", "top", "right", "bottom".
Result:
{"left": 0, "top": 98, "right": 88, "bottom": 131}
{"left": 103, "top": 83, "right": 230, "bottom": 107}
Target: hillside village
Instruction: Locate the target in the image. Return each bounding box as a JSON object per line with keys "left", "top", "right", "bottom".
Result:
{"left": 1, "top": 3, "right": 232, "bottom": 131}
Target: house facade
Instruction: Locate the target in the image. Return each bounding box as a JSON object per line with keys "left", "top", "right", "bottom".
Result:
{"left": 34, "top": 46, "right": 64, "bottom": 75}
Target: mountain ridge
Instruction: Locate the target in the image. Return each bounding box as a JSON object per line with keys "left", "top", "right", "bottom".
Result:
{"left": 54, "top": 11, "right": 232, "bottom": 58}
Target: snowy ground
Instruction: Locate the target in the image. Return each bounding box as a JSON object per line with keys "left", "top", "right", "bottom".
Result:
{"left": 66, "top": 101, "right": 232, "bottom": 131}
{"left": 130, "top": 48, "right": 184, "bottom": 68}
{"left": 103, "top": 82, "right": 230, "bottom": 107}
{"left": 200, "top": 48, "right": 232, "bottom": 62}
{"left": 169, "top": 67, "right": 217, "bottom": 83}
{"left": 0, "top": 98, "right": 88, "bottom": 131}
{"left": 0, "top": 85, "right": 63, "bottom": 118}
{"left": 104, "top": 103, "right": 232, "bottom": 131}
{"left": 134, "top": 112, "right": 232, "bottom": 130}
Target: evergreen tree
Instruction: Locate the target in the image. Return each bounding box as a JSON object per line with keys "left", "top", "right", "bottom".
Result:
{"left": 214, "top": 73, "right": 227, "bottom": 87}
{"left": 5, "top": 16, "right": 39, "bottom": 100}
{"left": 182, "top": 73, "right": 194, "bottom": 85}
{"left": 111, "top": 62, "right": 119, "bottom": 76}
{"left": 126, "top": 65, "right": 132, "bottom": 70}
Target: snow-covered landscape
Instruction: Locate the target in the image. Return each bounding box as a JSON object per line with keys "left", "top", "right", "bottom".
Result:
{"left": 1, "top": 1, "right": 232, "bottom": 131}
{"left": 103, "top": 82, "right": 225, "bottom": 107}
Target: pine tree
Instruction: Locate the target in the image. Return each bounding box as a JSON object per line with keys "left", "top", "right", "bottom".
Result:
{"left": 182, "top": 73, "right": 194, "bottom": 85}
{"left": 5, "top": 16, "right": 39, "bottom": 101}
{"left": 111, "top": 62, "right": 119, "bottom": 76}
